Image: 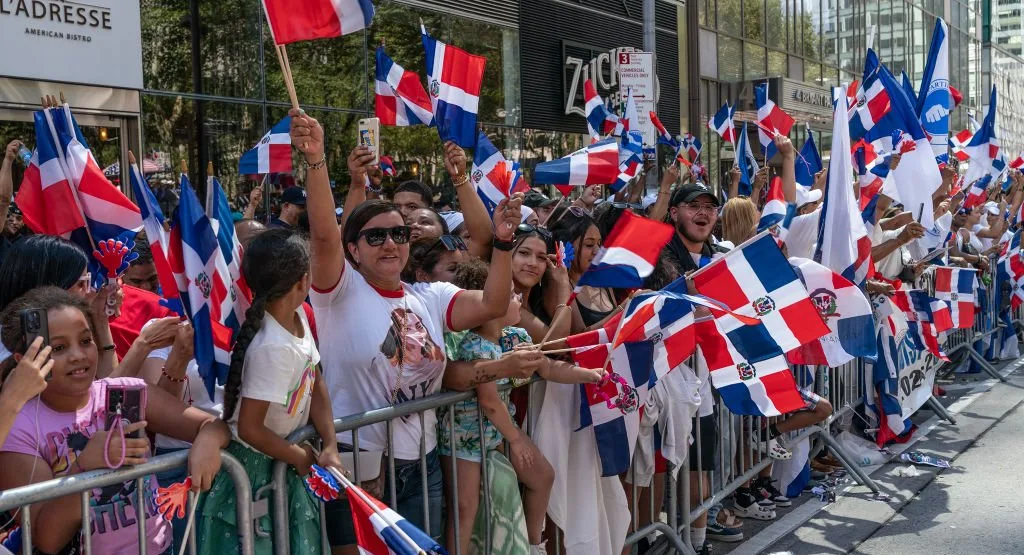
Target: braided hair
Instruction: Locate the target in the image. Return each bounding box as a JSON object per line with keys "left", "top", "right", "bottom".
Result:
{"left": 221, "top": 229, "right": 311, "bottom": 421}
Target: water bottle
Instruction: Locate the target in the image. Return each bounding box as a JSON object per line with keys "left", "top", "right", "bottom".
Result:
{"left": 17, "top": 145, "right": 31, "bottom": 166}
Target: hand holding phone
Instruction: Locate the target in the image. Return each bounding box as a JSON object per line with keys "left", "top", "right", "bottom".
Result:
{"left": 358, "top": 118, "right": 380, "bottom": 166}
{"left": 105, "top": 383, "right": 148, "bottom": 439}
{"left": 19, "top": 308, "right": 49, "bottom": 351}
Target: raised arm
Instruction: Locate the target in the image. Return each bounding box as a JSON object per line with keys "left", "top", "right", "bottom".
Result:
{"left": 648, "top": 163, "right": 680, "bottom": 223}
{"left": 291, "top": 109, "right": 345, "bottom": 291}
{"left": 445, "top": 142, "right": 494, "bottom": 259}
{"left": 448, "top": 195, "right": 523, "bottom": 331}
{"left": 341, "top": 147, "right": 377, "bottom": 231}
{"left": 0, "top": 140, "right": 20, "bottom": 221}
{"left": 775, "top": 136, "right": 796, "bottom": 205}
{"left": 243, "top": 185, "right": 262, "bottom": 220}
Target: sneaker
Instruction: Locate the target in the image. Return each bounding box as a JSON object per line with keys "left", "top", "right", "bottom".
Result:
{"left": 732, "top": 488, "right": 776, "bottom": 520}
{"left": 753, "top": 477, "right": 792, "bottom": 508}
{"left": 764, "top": 436, "right": 793, "bottom": 460}
{"left": 706, "top": 520, "right": 744, "bottom": 542}
{"left": 694, "top": 539, "right": 713, "bottom": 555}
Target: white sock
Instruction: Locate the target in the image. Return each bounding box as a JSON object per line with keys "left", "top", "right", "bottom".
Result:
{"left": 690, "top": 526, "right": 706, "bottom": 549}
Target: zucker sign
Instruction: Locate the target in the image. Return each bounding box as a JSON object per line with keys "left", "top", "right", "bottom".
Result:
{"left": 0, "top": 0, "right": 142, "bottom": 89}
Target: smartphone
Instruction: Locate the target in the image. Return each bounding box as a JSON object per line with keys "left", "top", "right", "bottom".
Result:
{"left": 19, "top": 308, "right": 48, "bottom": 350}
{"left": 358, "top": 118, "right": 380, "bottom": 166}
{"left": 105, "top": 384, "right": 147, "bottom": 439}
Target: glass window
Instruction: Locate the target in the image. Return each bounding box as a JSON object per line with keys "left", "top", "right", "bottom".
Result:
{"left": 744, "top": 0, "right": 766, "bottom": 42}
{"left": 264, "top": 26, "right": 367, "bottom": 110}
{"left": 199, "top": 0, "right": 263, "bottom": 99}
{"left": 767, "top": 0, "right": 785, "bottom": 46}
{"left": 802, "top": 0, "right": 821, "bottom": 60}
{"left": 804, "top": 63, "right": 822, "bottom": 85}
{"left": 718, "top": 36, "right": 743, "bottom": 81}
{"left": 745, "top": 44, "right": 767, "bottom": 80}
{"left": 141, "top": 0, "right": 194, "bottom": 93}
{"left": 769, "top": 50, "right": 788, "bottom": 77}
{"left": 719, "top": 0, "right": 742, "bottom": 36}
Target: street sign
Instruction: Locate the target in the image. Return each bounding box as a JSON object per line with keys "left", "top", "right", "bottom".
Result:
{"left": 617, "top": 51, "right": 656, "bottom": 146}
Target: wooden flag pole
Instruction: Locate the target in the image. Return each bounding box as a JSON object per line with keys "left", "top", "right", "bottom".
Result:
{"left": 275, "top": 45, "right": 300, "bottom": 111}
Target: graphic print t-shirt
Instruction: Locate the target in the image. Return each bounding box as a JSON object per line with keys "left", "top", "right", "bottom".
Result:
{"left": 229, "top": 307, "right": 320, "bottom": 441}
{"left": 1, "top": 378, "right": 171, "bottom": 554}
{"left": 310, "top": 268, "right": 462, "bottom": 460}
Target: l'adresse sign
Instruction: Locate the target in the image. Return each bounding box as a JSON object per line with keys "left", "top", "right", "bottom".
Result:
{"left": 0, "top": 0, "right": 142, "bottom": 89}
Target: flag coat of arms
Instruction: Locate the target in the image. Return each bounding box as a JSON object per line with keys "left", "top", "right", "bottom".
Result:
{"left": 261, "top": 0, "right": 374, "bottom": 44}
{"left": 786, "top": 257, "right": 877, "bottom": 367}
{"left": 932, "top": 267, "right": 977, "bottom": 328}
{"left": 531, "top": 138, "right": 620, "bottom": 186}
{"left": 375, "top": 47, "right": 435, "bottom": 127}
{"left": 421, "top": 26, "right": 487, "bottom": 148}
{"left": 692, "top": 232, "right": 830, "bottom": 354}
{"left": 239, "top": 116, "right": 293, "bottom": 175}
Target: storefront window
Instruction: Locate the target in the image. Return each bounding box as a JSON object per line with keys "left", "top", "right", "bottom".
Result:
{"left": 200, "top": 0, "right": 264, "bottom": 99}
{"left": 767, "top": 0, "right": 785, "bottom": 47}
{"left": 745, "top": 44, "right": 767, "bottom": 80}
{"left": 718, "top": 37, "right": 743, "bottom": 81}
{"left": 769, "top": 50, "right": 788, "bottom": 77}
{"left": 802, "top": 0, "right": 821, "bottom": 60}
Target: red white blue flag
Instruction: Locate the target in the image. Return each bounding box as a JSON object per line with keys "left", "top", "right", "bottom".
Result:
{"left": 708, "top": 102, "right": 736, "bottom": 144}
{"left": 421, "top": 25, "right": 487, "bottom": 148}
{"left": 951, "top": 128, "right": 973, "bottom": 161}
{"left": 692, "top": 232, "right": 830, "bottom": 354}
{"left": 932, "top": 267, "right": 977, "bottom": 329}
{"left": 346, "top": 484, "right": 446, "bottom": 555}
{"left": 649, "top": 111, "right": 678, "bottom": 148}
{"left": 262, "top": 0, "right": 374, "bottom": 44}
{"left": 239, "top": 116, "right": 292, "bottom": 175}
{"left": 754, "top": 82, "right": 795, "bottom": 161}
{"left": 471, "top": 132, "right": 527, "bottom": 215}
{"left": 757, "top": 176, "right": 795, "bottom": 239}
{"left": 17, "top": 110, "right": 87, "bottom": 237}
{"left": 379, "top": 156, "right": 396, "bottom": 177}
{"left": 584, "top": 80, "right": 618, "bottom": 139}
{"left": 575, "top": 210, "right": 674, "bottom": 290}
{"left": 128, "top": 160, "right": 181, "bottom": 305}
{"left": 532, "top": 138, "right": 620, "bottom": 186}
{"left": 208, "top": 176, "right": 252, "bottom": 332}
{"left": 847, "top": 68, "right": 891, "bottom": 142}
{"left": 786, "top": 258, "right": 877, "bottom": 367}
{"left": 375, "top": 47, "right": 435, "bottom": 127}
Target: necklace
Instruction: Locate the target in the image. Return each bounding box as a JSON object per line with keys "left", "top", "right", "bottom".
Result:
{"left": 389, "top": 292, "right": 410, "bottom": 405}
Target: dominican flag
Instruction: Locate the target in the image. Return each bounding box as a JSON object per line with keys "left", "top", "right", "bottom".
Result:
{"left": 346, "top": 484, "right": 447, "bottom": 555}
{"left": 735, "top": 121, "right": 759, "bottom": 197}
{"left": 128, "top": 159, "right": 181, "bottom": 304}
{"left": 754, "top": 82, "right": 795, "bottom": 161}
{"left": 692, "top": 232, "right": 830, "bottom": 354}
{"left": 847, "top": 68, "right": 891, "bottom": 142}
{"left": 916, "top": 18, "right": 951, "bottom": 163}
{"left": 963, "top": 174, "right": 991, "bottom": 210}
{"left": 375, "top": 47, "right": 435, "bottom": 127}
{"left": 695, "top": 317, "right": 805, "bottom": 417}
{"left": 682, "top": 133, "right": 702, "bottom": 162}
{"left": 471, "top": 132, "right": 527, "bottom": 215}
{"left": 532, "top": 138, "right": 620, "bottom": 186}
{"left": 794, "top": 132, "right": 822, "bottom": 188}
{"left": 786, "top": 258, "right": 876, "bottom": 367}
{"left": 379, "top": 156, "right": 396, "bottom": 177}
{"left": 649, "top": 111, "right": 679, "bottom": 148}
{"left": 817, "top": 89, "right": 874, "bottom": 286}
{"left": 933, "top": 267, "right": 977, "bottom": 328}
{"left": 963, "top": 86, "right": 1001, "bottom": 185}
{"left": 17, "top": 110, "right": 87, "bottom": 237}
{"left": 757, "top": 176, "right": 795, "bottom": 238}
{"left": 707, "top": 102, "right": 737, "bottom": 144}
{"left": 239, "top": 116, "right": 292, "bottom": 175}
{"left": 422, "top": 25, "right": 487, "bottom": 148}
{"left": 610, "top": 130, "right": 644, "bottom": 192}
{"left": 576, "top": 210, "right": 673, "bottom": 290}
{"left": 893, "top": 289, "right": 954, "bottom": 334}
{"left": 951, "top": 128, "right": 973, "bottom": 161}
{"left": 208, "top": 176, "right": 252, "bottom": 331}
{"left": 585, "top": 80, "right": 618, "bottom": 139}
{"left": 261, "top": 0, "right": 374, "bottom": 44}
{"left": 168, "top": 174, "right": 230, "bottom": 396}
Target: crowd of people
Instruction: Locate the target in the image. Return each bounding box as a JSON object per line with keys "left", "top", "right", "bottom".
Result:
{"left": 0, "top": 100, "right": 1011, "bottom": 555}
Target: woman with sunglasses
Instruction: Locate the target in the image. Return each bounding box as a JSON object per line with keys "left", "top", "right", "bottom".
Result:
{"left": 291, "top": 109, "right": 524, "bottom": 551}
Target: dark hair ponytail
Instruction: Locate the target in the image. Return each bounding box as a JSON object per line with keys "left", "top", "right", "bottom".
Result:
{"left": 221, "top": 229, "right": 310, "bottom": 421}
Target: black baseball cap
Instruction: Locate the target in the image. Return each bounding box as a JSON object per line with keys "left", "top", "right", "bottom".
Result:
{"left": 524, "top": 190, "right": 560, "bottom": 208}
{"left": 281, "top": 187, "right": 306, "bottom": 206}
{"left": 670, "top": 183, "right": 719, "bottom": 207}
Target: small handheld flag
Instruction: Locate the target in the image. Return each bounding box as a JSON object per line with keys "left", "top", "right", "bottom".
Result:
{"left": 239, "top": 116, "right": 293, "bottom": 175}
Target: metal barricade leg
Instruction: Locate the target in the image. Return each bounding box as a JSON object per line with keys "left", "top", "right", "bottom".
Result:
{"left": 926, "top": 396, "right": 958, "bottom": 424}
{"left": 220, "top": 452, "right": 257, "bottom": 555}
{"left": 815, "top": 427, "right": 881, "bottom": 493}
{"left": 966, "top": 347, "right": 1008, "bottom": 382}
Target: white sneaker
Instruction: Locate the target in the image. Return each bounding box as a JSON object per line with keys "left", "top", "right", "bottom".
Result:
{"left": 732, "top": 490, "right": 776, "bottom": 521}
{"left": 765, "top": 437, "right": 793, "bottom": 460}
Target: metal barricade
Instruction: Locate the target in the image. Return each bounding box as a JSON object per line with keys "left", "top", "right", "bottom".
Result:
{"left": 0, "top": 449, "right": 254, "bottom": 555}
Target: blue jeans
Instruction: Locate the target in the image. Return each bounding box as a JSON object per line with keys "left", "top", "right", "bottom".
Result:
{"left": 324, "top": 449, "right": 444, "bottom": 546}
{"left": 154, "top": 446, "right": 191, "bottom": 553}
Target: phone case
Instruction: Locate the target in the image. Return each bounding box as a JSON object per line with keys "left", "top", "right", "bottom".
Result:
{"left": 105, "top": 383, "right": 148, "bottom": 438}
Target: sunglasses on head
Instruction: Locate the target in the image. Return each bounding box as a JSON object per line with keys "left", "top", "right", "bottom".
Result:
{"left": 426, "top": 234, "right": 468, "bottom": 255}
{"left": 611, "top": 202, "right": 643, "bottom": 210}
{"left": 358, "top": 225, "right": 411, "bottom": 246}
{"left": 516, "top": 223, "right": 553, "bottom": 240}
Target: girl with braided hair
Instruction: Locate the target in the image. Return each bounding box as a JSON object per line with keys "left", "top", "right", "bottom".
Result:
{"left": 198, "top": 229, "right": 341, "bottom": 555}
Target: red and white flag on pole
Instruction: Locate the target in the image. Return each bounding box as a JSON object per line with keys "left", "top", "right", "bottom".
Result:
{"left": 262, "top": 0, "right": 375, "bottom": 44}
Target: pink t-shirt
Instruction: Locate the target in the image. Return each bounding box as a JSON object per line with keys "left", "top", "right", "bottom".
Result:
{"left": 1, "top": 378, "right": 171, "bottom": 554}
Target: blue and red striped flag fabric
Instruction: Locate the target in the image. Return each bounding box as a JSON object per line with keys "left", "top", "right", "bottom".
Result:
{"left": 649, "top": 111, "right": 678, "bottom": 148}
{"left": 610, "top": 130, "right": 643, "bottom": 192}
{"left": 421, "top": 25, "right": 486, "bottom": 148}
{"left": 757, "top": 176, "right": 795, "bottom": 239}
{"left": 379, "top": 156, "right": 397, "bottom": 177}
{"left": 239, "top": 116, "right": 292, "bottom": 175}
{"left": 375, "top": 47, "right": 434, "bottom": 127}
{"left": 262, "top": 0, "right": 374, "bottom": 44}
{"left": 707, "top": 102, "right": 736, "bottom": 143}
{"left": 933, "top": 267, "right": 977, "bottom": 329}
{"left": 576, "top": 210, "right": 674, "bottom": 289}
{"left": 786, "top": 258, "right": 877, "bottom": 367}
{"left": 471, "top": 132, "right": 528, "bottom": 215}
{"left": 584, "top": 80, "right": 618, "bottom": 139}
{"left": 17, "top": 110, "right": 86, "bottom": 237}
{"left": 532, "top": 138, "right": 620, "bottom": 186}
{"left": 692, "top": 232, "right": 830, "bottom": 354}
{"left": 209, "top": 176, "right": 252, "bottom": 332}
{"left": 346, "top": 483, "right": 447, "bottom": 555}
{"left": 129, "top": 159, "right": 181, "bottom": 304}
{"left": 754, "top": 82, "right": 795, "bottom": 161}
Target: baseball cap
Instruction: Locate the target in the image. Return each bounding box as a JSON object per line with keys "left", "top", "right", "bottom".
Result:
{"left": 524, "top": 190, "right": 560, "bottom": 209}
{"left": 439, "top": 211, "right": 465, "bottom": 232}
{"left": 281, "top": 187, "right": 307, "bottom": 206}
{"left": 670, "top": 183, "right": 719, "bottom": 207}
{"left": 983, "top": 201, "right": 1000, "bottom": 216}
{"left": 795, "top": 187, "right": 822, "bottom": 208}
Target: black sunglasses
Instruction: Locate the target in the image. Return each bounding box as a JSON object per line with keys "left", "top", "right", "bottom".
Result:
{"left": 426, "top": 234, "right": 468, "bottom": 255}
{"left": 516, "top": 223, "right": 553, "bottom": 240}
{"left": 358, "top": 225, "right": 411, "bottom": 246}
{"left": 611, "top": 202, "right": 643, "bottom": 210}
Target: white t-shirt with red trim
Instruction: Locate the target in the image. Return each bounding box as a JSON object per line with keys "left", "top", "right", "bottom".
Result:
{"left": 309, "top": 266, "right": 462, "bottom": 460}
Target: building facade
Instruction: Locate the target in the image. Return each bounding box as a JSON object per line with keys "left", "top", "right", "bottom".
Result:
{"left": 985, "top": 0, "right": 1024, "bottom": 157}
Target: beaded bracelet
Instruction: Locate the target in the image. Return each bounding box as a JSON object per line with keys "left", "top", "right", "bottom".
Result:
{"left": 161, "top": 367, "right": 187, "bottom": 384}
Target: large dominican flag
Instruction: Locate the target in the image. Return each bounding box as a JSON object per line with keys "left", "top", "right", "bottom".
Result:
{"left": 576, "top": 211, "right": 674, "bottom": 290}
{"left": 421, "top": 25, "right": 487, "bottom": 148}
{"left": 262, "top": 0, "right": 374, "bottom": 44}
{"left": 531, "top": 138, "right": 620, "bottom": 186}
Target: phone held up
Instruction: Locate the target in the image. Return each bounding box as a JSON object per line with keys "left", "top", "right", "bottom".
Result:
{"left": 358, "top": 117, "right": 380, "bottom": 166}
{"left": 19, "top": 308, "right": 49, "bottom": 380}
{"left": 105, "top": 383, "right": 147, "bottom": 439}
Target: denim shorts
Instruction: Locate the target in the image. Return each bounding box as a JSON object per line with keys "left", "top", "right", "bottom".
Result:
{"left": 324, "top": 449, "right": 444, "bottom": 547}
